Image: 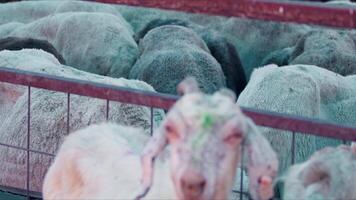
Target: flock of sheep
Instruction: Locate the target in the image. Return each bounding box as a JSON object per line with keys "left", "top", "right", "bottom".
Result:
{"left": 0, "top": 0, "right": 355, "bottom": 200}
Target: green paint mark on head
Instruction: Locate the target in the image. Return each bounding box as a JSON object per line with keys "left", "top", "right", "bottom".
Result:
{"left": 190, "top": 113, "right": 216, "bottom": 150}
{"left": 201, "top": 113, "right": 215, "bottom": 129}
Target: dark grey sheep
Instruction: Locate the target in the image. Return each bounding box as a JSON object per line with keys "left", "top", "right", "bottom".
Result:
{"left": 134, "top": 18, "right": 246, "bottom": 95}
{"left": 0, "top": 37, "right": 66, "bottom": 64}
{"left": 261, "top": 30, "right": 356, "bottom": 75}
{"left": 130, "top": 25, "right": 226, "bottom": 95}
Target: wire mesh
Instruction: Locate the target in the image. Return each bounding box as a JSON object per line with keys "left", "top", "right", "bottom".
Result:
{"left": 0, "top": 70, "right": 356, "bottom": 199}
{"left": 0, "top": 67, "right": 355, "bottom": 199}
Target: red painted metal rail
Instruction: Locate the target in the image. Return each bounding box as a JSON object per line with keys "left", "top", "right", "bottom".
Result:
{"left": 96, "top": 0, "right": 356, "bottom": 29}
{"left": 1, "top": 67, "right": 356, "bottom": 142}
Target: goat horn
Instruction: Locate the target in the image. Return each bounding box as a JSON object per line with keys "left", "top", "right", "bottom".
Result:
{"left": 177, "top": 77, "right": 201, "bottom": 95}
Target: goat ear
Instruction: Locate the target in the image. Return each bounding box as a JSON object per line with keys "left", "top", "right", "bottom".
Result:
{"left": 135, "top": 125, "right": 168, "bottom": 200}
{"left": 351, "top": 142, "right": 356, "bottom": 154}
{"left": 243, "top": 116, "right": 278, "bottom": 195}
{"left": 177, "top": 77, "right": 200, "bottom": 95}
{"left": 217, "top": 88, "right": 236, "bottom": 102}
{"left": 244, "top": 117, "right": 274, "bottom": 166}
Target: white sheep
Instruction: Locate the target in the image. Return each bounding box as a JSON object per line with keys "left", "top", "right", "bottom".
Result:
{"left": 238, "top": 64, "right": 356, "bottom": 174}
{"left": 0, "top": 1, "right": 125, "bottom": 25}
{"left": 283, "top": 143, "right": 356, "bottom": 200}
{"left": 0, "top": 49, "right": 164, "bottom": 192}
{"left": 3, "top": 11, "right": 137, "bottom": 78}
{"left": 42, "top": 78, "right": 278, "bottom": 200}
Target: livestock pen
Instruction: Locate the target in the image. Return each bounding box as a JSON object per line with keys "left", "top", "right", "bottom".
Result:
{"left": 1, "top": 0, "right": 356, "bottom": 199}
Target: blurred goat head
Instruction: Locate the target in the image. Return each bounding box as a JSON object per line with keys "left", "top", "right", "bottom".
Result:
{"left": 136, "top": 77, "right": 278, "bottom": 200}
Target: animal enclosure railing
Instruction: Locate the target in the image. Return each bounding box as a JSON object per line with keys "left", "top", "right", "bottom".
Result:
{"left": 0, "top": 67, "right": 355, "bottom": 200}
{"left": 1, "top": 0, "right": 356, "bottom": 199}
{"left": 95, "top": 0, "right": 356, "bottom": 29}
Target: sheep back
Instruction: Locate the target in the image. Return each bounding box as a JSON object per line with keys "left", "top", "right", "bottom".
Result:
{"left": 130, "top": 25, "right": 226, "bottom": 95}
{"left": 6, "top": 12, "right": 138, "bottom": 78}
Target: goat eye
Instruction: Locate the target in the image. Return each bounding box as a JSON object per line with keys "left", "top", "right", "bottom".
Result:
{"left": 165, "top": 125, "right": 180, "bottom": 140}
{"left": 223, "top": 132, "right": 241, "bottom": 145}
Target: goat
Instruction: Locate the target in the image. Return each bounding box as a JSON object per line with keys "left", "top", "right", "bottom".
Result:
{"left": 43, "top": 78, "right": 278, "bottom": 200}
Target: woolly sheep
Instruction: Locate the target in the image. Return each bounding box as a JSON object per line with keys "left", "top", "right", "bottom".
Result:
{"left": 3, "top": 12, "right": 137, "bottom": 78}
{"left": 117, "top": 4, "right": 311, "bottom": 78}
{"left": 0, "top": 37, "right": 65, "bottom": 64}
{"left": 326, "top": 0, "right": 355, "bottom": 6}
{"left": 0, "top": 49, "right": 63, "bottom": 124}
{"left": 0, "top": 49, "right": 164, "bottom": 191}
{"left": 135, "top": 18, "right": 247, "bottom": 95}
{"left": 238, "top": 64, "right": 356, "bottom": 174}
{"left": 0, "top": 0, "right": 125, "bottom": 25}
{"left": 261, "top": 30, "right": 356, "bottom": 75}
{"left": 283, "top": 143, "right": 356, "bottom": 200}
{"left": 206, "top": 16, "right": 311, "bottom": 78}
{"left": 42, "top": 78, "right": 278, "bottom": 200}
{"left": 1, "top": 0, "right": 312, "bottom": 80}
{"left": 129, "top": 25, "right": 226, "bottom": 95}
{"left": 0, "top": 22, "right": 24, "bottom": 38}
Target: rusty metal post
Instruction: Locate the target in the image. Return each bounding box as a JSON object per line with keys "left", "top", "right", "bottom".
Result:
{"left": 106, "top": 99, "right": 110, "bottom": 121}
{"left": 240, "top": 140, "right": 245, "bottom": 200}
{"left": 291, "top": 132, "right": 296, "bottom": 165}
{"left": 26, "top": 86, "right": 31, "bottom": 200}
{"left": 150, "top": 107, "right": 154, "bottom": 136}
{"left": 67, "top": 93, "right": 70, "bottom": 135}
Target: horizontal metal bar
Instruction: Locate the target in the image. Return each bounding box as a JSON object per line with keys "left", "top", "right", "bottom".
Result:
{"left": 0, "top": 185, "right": 42, "bottom": 199}
{"left": 95, "top": 0, "right": 356, "bottom": 29}
{"left": 0, "top": 142, "right": 55, "bottom": 157}
{"left": 243, "top": 107, "right": 356, "bottom": 141}
{"left": 0, "top": 67, "right": 356, "bottom": 141}
{"left": 231, "top": 189, "right": 249, "bottom": 196}
{"left": 0, "top": 67, "right": 177, "bottom": 110}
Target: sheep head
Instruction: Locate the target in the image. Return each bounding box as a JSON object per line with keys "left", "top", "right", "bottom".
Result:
{"left": 283, "top": 144, "right": 356, "bottom": 200}
{"left": 136, "top": 77, "right": 278, "bottom": 200}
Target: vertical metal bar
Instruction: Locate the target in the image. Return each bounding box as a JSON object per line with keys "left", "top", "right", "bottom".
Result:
{"left": 291, "top": 132, "right": 296, "bottom": 165}
{"left": 26, "top": 86, "right": 31, "bottom": 200}
{"left": 352, "top": 8, "right": 355, "bottom": 31}
{"left": 106, "top": 99, "right": 110, "bottom": 121}
{"left": 240, "top": 140, "right": 244, "bottom": 200}
{"left": 67, "top": 93, "right": 70, "bottom": 135}
{"left": 150, "top": 107, "right": 153, "bottom": 136}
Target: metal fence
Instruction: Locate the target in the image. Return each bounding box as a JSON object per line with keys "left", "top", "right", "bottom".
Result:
{"left": 1, "top": 0, "right": 356, "bottom": 199}
{"left": 95, "top": 0, "right": 356, "bottom": 29}
{"left": 0, "top": 67, "right": 355, "bottom": 199}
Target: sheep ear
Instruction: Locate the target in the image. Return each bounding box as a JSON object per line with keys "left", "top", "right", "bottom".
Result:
{"left": 135, "top": 125, "right": 168, "bottom": 200}
{"left": 177, "top": 77, "right": 200, "bottom": 95}
{"left": 217, "top": 88, "right": 236, "bottom": 102}
{"left": 302, "top": 162, "right": 329, "bottom": 186}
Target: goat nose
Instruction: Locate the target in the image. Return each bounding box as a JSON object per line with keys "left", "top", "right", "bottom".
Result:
{"left": 180, "top": 171, "right": 206, "bottom": 198}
